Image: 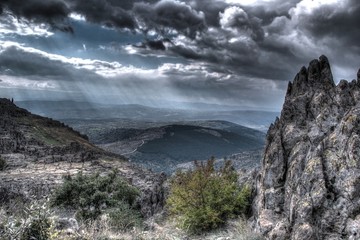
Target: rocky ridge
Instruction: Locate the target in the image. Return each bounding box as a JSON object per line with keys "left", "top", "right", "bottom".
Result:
{"left": 253, "top": 56, "right": 360, "bottom": 239}
{"left": 0, "top": 98, "right": 165, "bottom": 217}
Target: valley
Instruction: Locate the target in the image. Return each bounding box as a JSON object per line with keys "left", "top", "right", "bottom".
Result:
{"left": 95, "top": 122, "right": 265, "bottom": 173}
{"left": 17, "top": 102, "right": 272, "bottom": 173}
{"left": 63, "top": 120, "right": 266, "bottom": 173}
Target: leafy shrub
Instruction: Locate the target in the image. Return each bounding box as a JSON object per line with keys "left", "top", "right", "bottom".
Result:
{"left": 0, "top": 157, "right": 6, "bottom": 171}
{"left": 107, "top": 201, "right": 143, "bottom": 231}
{"left": 51, "top": 170, "right": 140, "bottom": 220}
{"left": 167, "top": 158, "right": 251, "bottom": 233}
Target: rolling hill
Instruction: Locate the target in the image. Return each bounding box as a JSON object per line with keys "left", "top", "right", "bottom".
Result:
{"left": 94, "top": 121, "right": 266, "bottom": 173}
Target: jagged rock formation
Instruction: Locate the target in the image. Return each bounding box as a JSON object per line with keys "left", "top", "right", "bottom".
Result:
{"left": 253, "top": 56, "right": 360, "bottom": 239}
{"left": 0, "top": 99, "right": 165, "bottom": 217}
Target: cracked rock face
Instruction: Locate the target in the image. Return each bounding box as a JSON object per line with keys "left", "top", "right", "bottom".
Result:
{"left": 253, "top": 56, "right": 360, "bottom": 239}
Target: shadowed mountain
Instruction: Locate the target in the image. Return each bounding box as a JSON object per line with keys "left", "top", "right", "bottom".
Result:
{"left": 93, "top": 120, "right": 265, "bottom": 173}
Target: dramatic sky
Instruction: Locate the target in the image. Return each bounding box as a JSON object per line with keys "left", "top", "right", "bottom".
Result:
{"left": 0, "top": 0, "right": 359, "bottom": 111}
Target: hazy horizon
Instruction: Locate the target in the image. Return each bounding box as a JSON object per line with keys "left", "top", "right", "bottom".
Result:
{"left": 15, "top": 98, "right": 281, "bottom": 112}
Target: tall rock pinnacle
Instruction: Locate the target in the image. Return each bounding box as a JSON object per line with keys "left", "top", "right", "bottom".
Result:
{"left": 287, "top": 55, "right": 335, "bottom": 98}
{"left": 253, "top": 56, "right": 360, "bottom": 239}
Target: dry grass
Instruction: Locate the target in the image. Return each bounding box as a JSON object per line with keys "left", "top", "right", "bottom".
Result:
{"left": 118, "top": 216, "right": 263, "bottom": 240}
{"left": 1, "top": 203, "right": 263, "bottom": 240}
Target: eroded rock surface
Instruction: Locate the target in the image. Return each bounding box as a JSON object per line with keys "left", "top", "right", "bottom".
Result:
{"left": 253, "top": 56, "right": 360, "bottom": 239}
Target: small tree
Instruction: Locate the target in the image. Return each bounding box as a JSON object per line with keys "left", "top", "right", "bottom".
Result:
{"left": 167, "top": 158, "right": 251, "bottom": 233}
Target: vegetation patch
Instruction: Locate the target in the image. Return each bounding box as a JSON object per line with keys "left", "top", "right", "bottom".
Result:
{"left": 107, "top": 201, "right": 143, "bottom": 231}
{"left": 33, "top": 126, "right": 62, "bottom": 146}
{"left": 167, "top": 158, "right": 251, "bottom": 233}
{"left": 51, "top": 170, "right": 142, "bottom": 230}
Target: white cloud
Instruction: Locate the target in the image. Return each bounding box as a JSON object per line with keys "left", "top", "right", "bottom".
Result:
{"left": 220, "top": 6, "right": 249, "bottom": 29}
{"left": 0, "top": 14, "right": 53, "bottom": 37}
{"left": 291, "top": 0, "right": 343, "bottom": 15}
{"left": 69, "top": 13, "right": 86, "bottom": 22}
{"left": 0, "top": 75, "right": 58, "bottom": 90}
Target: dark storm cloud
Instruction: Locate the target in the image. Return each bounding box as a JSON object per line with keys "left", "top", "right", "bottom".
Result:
{"left": 243, "top": 0, "right": 301, "bottom": 25}
{"left": 185, "top": 0, "right": 228, "bottom": 27}
{"left": 0, "top": 0, "right": 69, "bottom": 26}
{"left": 167, "top": 0, "right": 359, "bottom": 81}
{"left": 138, "top": 39, "right": 167, "bottom": 51}
{"left": 134, "top": 0, "right": 206, "bottom": 38}
{"left": 262, "top": 0, "right": 360, "bottom": 77}
{"left": 65, "top": 0, "right": 136, "bottom": 30}
{"left": 0, "top": 0, "right": 206, "bottom": 34}
{"left": 0, "top": 0, "right": 144, "bottom": 31}
{"left": 299, "top": 0, "right": 360, "bottom": 47}
{"left": 105, "top": 0, "right": 159, "bottom": 10}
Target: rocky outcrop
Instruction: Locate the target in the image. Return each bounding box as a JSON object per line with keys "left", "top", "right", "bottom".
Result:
{"left": 253, "top": 56, "right": 360, "bottom": 239}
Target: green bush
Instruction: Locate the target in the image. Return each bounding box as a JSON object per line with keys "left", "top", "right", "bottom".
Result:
{"left": 51, "top": 170, "right": 140, "bottom": 220}
{"left": 107, "top": 201, "right": 143, "bottom": 231}
{"left": 167, "top": 158, "right": 251, "bottom": 233}
{"left": 0, "top": 157, "right": 6, "bottom": 171}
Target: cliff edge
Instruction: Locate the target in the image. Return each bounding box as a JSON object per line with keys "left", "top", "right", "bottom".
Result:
{"left": 253, "top": 56, "right": 360, "bottom": 239}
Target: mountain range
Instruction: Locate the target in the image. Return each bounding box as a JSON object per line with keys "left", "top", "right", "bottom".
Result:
{"left": 17, "top": 101, "right": 279, "bottom": 132}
